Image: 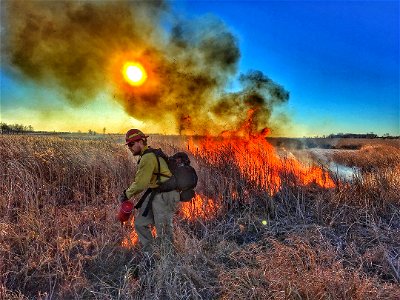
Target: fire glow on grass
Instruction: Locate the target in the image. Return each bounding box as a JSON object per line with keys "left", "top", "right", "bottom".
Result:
{"left": 191, "top": 135, "right": 335, "bottom": 195}
{"left": 180, "top": 194, "right": 221, "bottom": 221}
{"left": 121, "top": 216, "right": 156, "bottom": 248}
{"left": 121, "top": 194, "right": 218, "bottom": 248}
{"left": 121, "top": 110, "right": 334, "bottom": 248}
{"left": 189, "top": 110, "right": 335, "bottom": 195}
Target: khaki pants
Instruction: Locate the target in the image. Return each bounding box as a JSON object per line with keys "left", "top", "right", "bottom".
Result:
{"left": 134, "top": 190, "right": 180, "bottom": 252}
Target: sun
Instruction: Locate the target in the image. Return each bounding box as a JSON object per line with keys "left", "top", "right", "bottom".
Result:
{"left": 122, "top": 62, "right": 147, "bottom": 86}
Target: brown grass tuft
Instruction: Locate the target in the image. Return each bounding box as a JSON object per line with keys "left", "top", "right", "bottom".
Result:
{"left": 1, "top": 135, "right": 399, "bottom": 298}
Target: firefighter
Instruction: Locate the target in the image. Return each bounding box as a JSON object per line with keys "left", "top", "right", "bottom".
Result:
{"left": 119, "top": 129, "right": 180, "bottom": 253}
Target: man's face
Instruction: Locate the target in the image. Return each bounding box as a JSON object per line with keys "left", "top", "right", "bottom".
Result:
{"left": 127, "top": 140, "right": 142, "bottom": 156}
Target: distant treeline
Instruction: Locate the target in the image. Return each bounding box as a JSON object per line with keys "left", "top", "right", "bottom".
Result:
{"left": 1, "top": 122, "right": 398, "bottom": 139}
{"left": 327, "top": 133, "right": 399, "bottom": 139}
{"left": 327, "top": 133, "right": 378, "bottom": 139}
{"left": 0, "top": 123, "right": 103, "bottom": 135}
{"left": 0, "top": 122, "right": 34, "bottom": 134}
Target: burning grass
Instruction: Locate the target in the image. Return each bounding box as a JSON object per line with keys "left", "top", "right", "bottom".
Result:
{"left": 191, "top": 132, "right": 335, "bottom": 194}
{"left": 1, "top": 134, "right": 399, "bottom": 299}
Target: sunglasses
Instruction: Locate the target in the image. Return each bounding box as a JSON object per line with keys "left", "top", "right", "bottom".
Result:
{"left": 127, "top": 141, "right": 137, "bottom": 147}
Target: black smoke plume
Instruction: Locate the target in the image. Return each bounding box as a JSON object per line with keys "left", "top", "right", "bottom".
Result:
{"left": 2, "top": 0, "right": 289, "bottom": 135}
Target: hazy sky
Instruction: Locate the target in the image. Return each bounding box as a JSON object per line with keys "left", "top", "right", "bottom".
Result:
{"left": 1, "top": 1, "right": 399, "bottom": 137}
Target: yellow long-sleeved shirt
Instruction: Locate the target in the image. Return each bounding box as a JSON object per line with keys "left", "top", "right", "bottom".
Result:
{"left": 125, "top": 146, "right": 172, "bottom": 199}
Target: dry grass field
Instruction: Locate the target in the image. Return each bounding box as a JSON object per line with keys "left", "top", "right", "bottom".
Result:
{"left": 1, "top": 134, "right": 399, "bottom": 299}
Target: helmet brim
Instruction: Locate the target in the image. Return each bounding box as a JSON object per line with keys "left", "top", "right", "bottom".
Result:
{"left": 125, "top": 135, "right": 149, "bottom": 145}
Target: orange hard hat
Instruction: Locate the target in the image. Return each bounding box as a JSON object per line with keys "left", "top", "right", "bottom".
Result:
{"left": 125, "top": 129, "right": 149, "bottom": 145}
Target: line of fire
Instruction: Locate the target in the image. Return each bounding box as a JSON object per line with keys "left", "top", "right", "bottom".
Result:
{"left": 122, "top": 99, "right": 336, "bottom": 248}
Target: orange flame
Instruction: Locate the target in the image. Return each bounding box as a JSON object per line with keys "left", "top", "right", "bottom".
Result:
{"left": 122, "top": 110, "right": 334, "bottom": 248}
{"left": 179, "top": 194, "right": 221, "bottom": 221}
{"left": 121, "top": 194, "right": 219, "bottom": 248}
{"left": 121, "top": 215, "right": 156, "bottom": 248}
{"left": 189, "top": 110, "right": 335, "bottom": 195}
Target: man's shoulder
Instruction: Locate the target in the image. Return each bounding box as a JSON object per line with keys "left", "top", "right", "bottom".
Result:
{"left": 143, "top": 148, "right": 166, "bottom": 159}
{"left": 140, "top": 149, "right": 158, "bottom": 164}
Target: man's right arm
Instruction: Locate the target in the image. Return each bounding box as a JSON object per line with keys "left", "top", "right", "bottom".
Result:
{"left": 125, "top": 154, "right": 156, "bottom": 199}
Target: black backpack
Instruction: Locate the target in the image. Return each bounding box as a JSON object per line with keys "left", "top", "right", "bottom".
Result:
{"left": 143, "top": 148, "right": 198, "bottom": 202}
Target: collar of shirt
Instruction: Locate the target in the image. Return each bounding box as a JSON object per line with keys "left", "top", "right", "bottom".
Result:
{"left": 140, "top": 145, "right": 149, "bottom": 156}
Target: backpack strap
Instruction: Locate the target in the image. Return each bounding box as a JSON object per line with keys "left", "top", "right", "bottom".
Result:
{"left": 154, "top": 172, "right": 171, "bottom": 179}
{"left": 142, "top": 189, "right": 159, "bottom": 217}
{"left": 134, "top": 187, "right": 159, "bottom": 217}
{"left": 134, "top": 188, "right": 152, "bottom": 209}
{"left": 142, "top": 148, "right": 171, "bottom": 184}
{"left": 154, "top": 151, "right": 162, "bottom": 185}
{"left": 138, "top": 148, "right": 171, "bottom": 217}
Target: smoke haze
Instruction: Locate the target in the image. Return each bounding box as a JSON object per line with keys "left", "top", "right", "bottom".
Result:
{"left": 2, "top": 0, "right": 289, "bottom": 135}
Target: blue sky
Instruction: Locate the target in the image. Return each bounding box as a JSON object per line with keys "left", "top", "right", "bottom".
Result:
{"left": 174, "top": 0, "right": 399, "bottom": 136}
{"left": 1, "top": 1, "right": 399, "bottom": 136}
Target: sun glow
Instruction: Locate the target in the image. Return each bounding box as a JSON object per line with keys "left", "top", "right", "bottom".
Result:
{"left": 122, "top": 62, "right": 147, "bottom": 86}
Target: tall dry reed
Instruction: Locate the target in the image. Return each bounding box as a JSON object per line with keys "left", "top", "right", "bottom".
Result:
{"left": 1, "top": 135, "right": 399, "bottom": 299}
